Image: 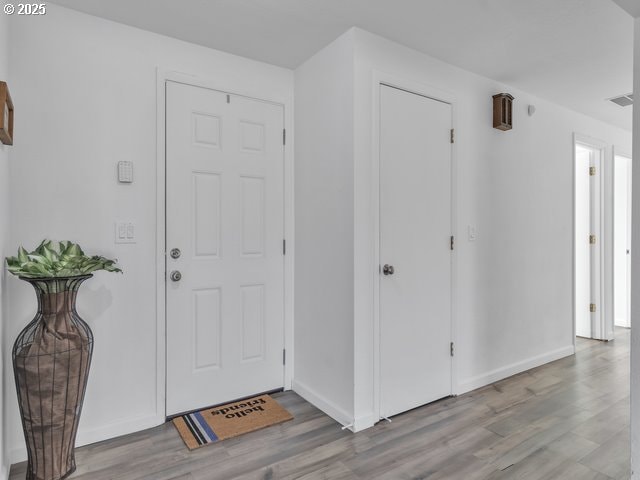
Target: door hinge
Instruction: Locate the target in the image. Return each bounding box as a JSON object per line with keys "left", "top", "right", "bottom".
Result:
{"left": 283, "top": 129, "right": 286, "bottom": 145}
{"left": 450, "top": 342, "right": 455, "bottom": 357}
{"left": 283, "top": 239, "right": 286, "bottom": 255}
{"left": 226, "top": 94, "right": 231, "bottom": 104}
{"left": 589, "top": 166, "right": 596, "bottom": 176}
{"left": 590, "top": 303, "right": 596, "bottom": 313}
{"left": 283, "top": 349, "right": 286, "bottom": 365}
{"left": 450, "top": 236, "right": 455, "bottom": 251}
{"left": 450, "top": 129, "right": 455, "bottom": 144}
{"left": 589, "top": 234, "right": 596, "bottom": 245}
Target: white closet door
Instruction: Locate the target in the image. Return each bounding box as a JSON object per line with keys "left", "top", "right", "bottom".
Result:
{"left": 379, "top": 85, "right": 453, "bottom": 419}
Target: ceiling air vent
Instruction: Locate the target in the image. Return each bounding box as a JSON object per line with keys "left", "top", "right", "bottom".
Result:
{"left": 608, "top": 93, "right": 634, "bottom": 107}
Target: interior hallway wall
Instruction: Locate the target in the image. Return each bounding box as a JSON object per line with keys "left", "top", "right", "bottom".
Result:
{"left": 295, "top": 27, "right": 632, "bottom": 430}
{"left": 349, "top": 28, "right": 632, "bottom": 427}
{"left": 630, "top": 16, "right": 640, "bottom": 480}
{"left": 294, "top": 30, "right": 356, "bottom": 425}
{"left": 5, "top": 4, "right": 293, "bottom": 464}
{"left": 0, "top": 11, "right": 10, "bottom": 480}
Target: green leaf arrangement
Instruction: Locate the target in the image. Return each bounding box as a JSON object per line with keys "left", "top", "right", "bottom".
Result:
{"left": 5, "top": 240, "right": 123, "bottom": 278}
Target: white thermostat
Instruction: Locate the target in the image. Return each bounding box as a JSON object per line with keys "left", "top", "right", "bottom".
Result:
{"left": 118, "top": 161, "right": 134, "bottom": 183}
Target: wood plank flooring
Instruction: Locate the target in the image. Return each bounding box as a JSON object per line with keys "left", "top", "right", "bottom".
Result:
{"left": 10, "top": 330, "right": 630, "bottom": 479}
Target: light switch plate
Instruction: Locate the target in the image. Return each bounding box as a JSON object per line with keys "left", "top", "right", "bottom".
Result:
{"left": 118, "top": 161, "right": 133, "bottom": 183}
{"left": 115, "top": 222, "right": 136, "bottom": 244}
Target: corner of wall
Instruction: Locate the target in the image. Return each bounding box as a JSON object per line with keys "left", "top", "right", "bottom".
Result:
{"left": 629, "top": 17, "right": 640, "bottom": 480}
{"left": 293, "top": 26, "right": 356, "bottom": 423}
{"left": 0, "top": 11, "right": 10, "bottom": 480}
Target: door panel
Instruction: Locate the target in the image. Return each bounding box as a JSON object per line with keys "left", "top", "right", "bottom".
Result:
{"left": 379, "top": 85, "right": 452, "bottom": 419}
{"left": 575, "top": 146, "right": 591, "bottom": 337}
{"left": 575, "top": 143, "right": 607, "bottom": 340}
{"left": 166, "top": 81, "right": 285, "bottom": 416}
{"left": 589, "top": 148, "right": 603, "bottom": 339}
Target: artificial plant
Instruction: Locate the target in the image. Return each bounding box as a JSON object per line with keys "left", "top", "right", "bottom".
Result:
{"left": 6, "top": 240, "right": 122, "bottom": 278}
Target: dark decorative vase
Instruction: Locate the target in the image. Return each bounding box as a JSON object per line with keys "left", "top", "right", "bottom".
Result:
{"left": 12, "top": 275, "right": 94, "bottom": 480}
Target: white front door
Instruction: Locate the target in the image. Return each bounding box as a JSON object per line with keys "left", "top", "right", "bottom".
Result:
{"left": 379, "top": 84, "right": 452, "bottom": 419}
{"left": 166, "top": 81, "right": 285, "bottom": 416}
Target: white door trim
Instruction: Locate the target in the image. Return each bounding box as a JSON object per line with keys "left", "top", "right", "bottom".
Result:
{"left": 573, "top": 133, "right": 612, "bottom": 342}
{"left": 371, "top": 70, "right": 458, "bottom": 423}
{"left": 156, "top": 68, "right": 295, "bottom": 420}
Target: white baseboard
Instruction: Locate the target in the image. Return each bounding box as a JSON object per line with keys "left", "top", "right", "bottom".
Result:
{"left": 292, "top": 379, "right": 354, "bottom": 429}
{"left": 9, "top": 413, "right": 164, "bottom": 465}
{"left": 352, "top": 413, "right": 376, "bottom": 432}
{"left": 457, "top": 345, "right": 575, "bottom": 395}
{"left": 615, "top": 318, "right": 630, "bottom": 328}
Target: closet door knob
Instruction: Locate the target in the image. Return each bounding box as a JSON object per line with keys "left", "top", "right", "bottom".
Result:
{"left": 383, "top": 264, "right": 395, "bottom": 276}
{"left": 170, "top": 271, "right": 182, "bottom": 282}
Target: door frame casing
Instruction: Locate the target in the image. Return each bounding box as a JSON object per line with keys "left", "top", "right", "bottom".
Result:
{"left": 371, "top": 70, "right": 458, "bottom": 423}
{"left": 156, "top": 69, "right": 295, "bottom": 420}
{"left": 572, "top": 133, "right": 613, "bottom": 343}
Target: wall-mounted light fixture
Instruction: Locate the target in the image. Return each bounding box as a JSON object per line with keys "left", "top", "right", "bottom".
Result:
{"left": 0, "top": 81, "right": 14, "bottom": 145}
{"left": 492, "top": 93, "right": 514, "bottom": 131}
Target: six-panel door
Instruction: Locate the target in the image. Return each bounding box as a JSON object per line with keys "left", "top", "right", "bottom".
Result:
{"left": 166, "top": 81, "right": 285, "bottom": 416}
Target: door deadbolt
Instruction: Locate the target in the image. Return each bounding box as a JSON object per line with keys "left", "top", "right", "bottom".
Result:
{"left": 170, "top": 248, "right": 181, "bottom": 259}
{"left": 170, "top": 270, "right": 182, "bottom": 282}
{"left": 383, "top": 264, "right": 395, "bottom": 276}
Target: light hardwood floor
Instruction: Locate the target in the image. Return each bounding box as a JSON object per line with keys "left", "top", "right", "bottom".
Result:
{"left": 10, "top": 329, "right": 630, "bottom": 479}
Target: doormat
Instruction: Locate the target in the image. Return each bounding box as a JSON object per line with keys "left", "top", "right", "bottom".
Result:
{"left": 172, "top": 394, "right": 293, "bottom": 450}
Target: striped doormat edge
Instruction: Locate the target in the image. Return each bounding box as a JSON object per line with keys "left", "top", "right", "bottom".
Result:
{"left": 177, "top": 410, "right": 219, "bottom": 446}
{"left": 172, "top": 394, "right": 293, "bottom": 450}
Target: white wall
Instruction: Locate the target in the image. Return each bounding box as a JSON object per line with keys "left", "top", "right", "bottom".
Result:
{"left": 0, "top": 11, "right": 10, "bottom": 480}
{"left": 326, "top": 28, "right": 630, "bottom": 429}
{"left": 630, "top": 17, "right": 640, "bottom": 480}
{"left": 5, "top": 4, "right": 636, "bottom": 468}
{"left": 5, "top": 4, "right": 293, "bottom": 464}
{"left": 294, "top": 27, "right": 632, "bottom": 431}
{"left": 293, "top": 31, "right": 355, "bottom": 426}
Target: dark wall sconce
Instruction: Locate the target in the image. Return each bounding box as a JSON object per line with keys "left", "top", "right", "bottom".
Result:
{"left": 493, "top": 93, "right": 514, "bottom": 131}
{"left": 0, "top": 81, "right": 14, "bottom": 145}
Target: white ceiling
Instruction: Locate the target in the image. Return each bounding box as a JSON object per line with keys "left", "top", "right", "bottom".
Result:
{"left": 50, "top": 0, "right": 634, "bottom": 130}
{"left": 612, "top": 0, "right": 640, "bottom": 18}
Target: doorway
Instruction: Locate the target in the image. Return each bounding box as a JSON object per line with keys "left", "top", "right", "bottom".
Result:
{"left": 574, "top": 136, "right": 612, "bottom": 341}
{"left": 378, "top": 84, "right": 453, "bottom": 419}
{"left": 165, "top": 80, "right": 286, "bottom": 416}
{"left": 614, "top": 153, "right": 632, "bottom": 329}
